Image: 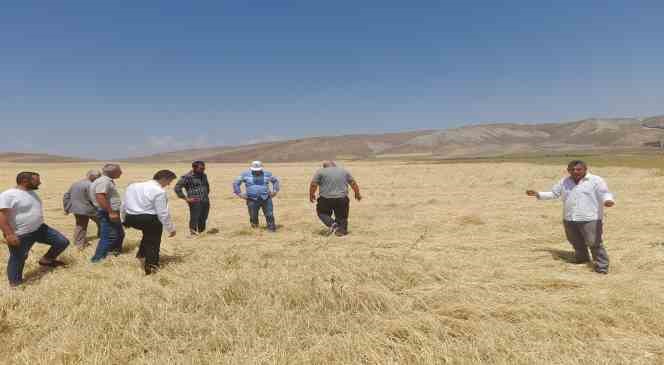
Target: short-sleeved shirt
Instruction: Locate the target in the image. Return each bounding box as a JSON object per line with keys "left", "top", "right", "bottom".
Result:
{"left": 0, "top": 188, "right": 45, "bottom": 236}
{"left": 312, "top": 166, "right": 355, "bottom": 199}
{"left": 90, "top": 175, "right": 122, "bottom": 211}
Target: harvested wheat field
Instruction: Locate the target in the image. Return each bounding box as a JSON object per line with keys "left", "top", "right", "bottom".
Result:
{"left": 1, "top": 161, "right": 664, "bottom": 365}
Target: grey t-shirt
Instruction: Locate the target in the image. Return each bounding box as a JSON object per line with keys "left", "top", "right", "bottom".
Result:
{"left": 90, "top": 175, "right": 122, "bottom": 211}
{"left": 312, "top": 167, "right": 355, "bottom": 199}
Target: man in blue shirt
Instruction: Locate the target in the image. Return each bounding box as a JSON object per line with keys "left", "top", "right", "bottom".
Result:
{"left": 233, "top": 161, "right": 280, "bottom": 232}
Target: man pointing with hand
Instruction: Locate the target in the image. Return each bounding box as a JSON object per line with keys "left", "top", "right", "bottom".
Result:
{"left": 527, "top": 160, "right": 615, "bottom": 274}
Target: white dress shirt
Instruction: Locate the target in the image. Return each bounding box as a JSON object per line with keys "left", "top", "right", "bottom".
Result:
{"left": 122, "top": 180, "right": 175, "bottom": 233}
{"left": 538, "top": 173, "right": 615, "bottom": 222}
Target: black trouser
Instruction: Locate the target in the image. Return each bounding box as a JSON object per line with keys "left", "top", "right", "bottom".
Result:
{"left": 188, "top": 200, "right": 210, "bottom": 233}
{"left": 316, "top": 197, "right": 350, "bottom": 234}
{"left": 124, "top": 214, "right": 163, "bottom": 274}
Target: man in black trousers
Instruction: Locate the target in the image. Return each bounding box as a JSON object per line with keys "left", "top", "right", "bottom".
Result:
{"left": 123, "top": 170, "right": 178, "bottom": 275}
{"left": 309, "top": 161, "right": 362, "bottom": 236}
{"left": 174, "top": 161, "right": 211, "bottom": 235}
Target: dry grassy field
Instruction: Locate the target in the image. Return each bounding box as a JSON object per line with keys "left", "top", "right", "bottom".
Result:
{"left": 1, "top": 161, "right": 664, "bottom": 364}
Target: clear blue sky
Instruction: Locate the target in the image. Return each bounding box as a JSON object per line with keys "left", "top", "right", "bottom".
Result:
{"left": 1, "top": 1, "right": 663, "bottom": 158}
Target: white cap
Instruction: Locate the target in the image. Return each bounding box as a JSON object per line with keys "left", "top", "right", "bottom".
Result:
{"left": 250, "top": 161, "right": 264, "bottom": 171}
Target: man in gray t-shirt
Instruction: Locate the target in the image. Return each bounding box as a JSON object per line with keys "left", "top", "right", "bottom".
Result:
{"left": 91, "top": 164, "right": 125, "bottom": 262}
{"left": 309, "top": 161, "right": 362, "bottom": 236}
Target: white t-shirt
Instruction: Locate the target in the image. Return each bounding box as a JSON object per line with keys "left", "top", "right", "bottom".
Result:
{"left": 0, "top": 188, "right": 45, "bottom": 236}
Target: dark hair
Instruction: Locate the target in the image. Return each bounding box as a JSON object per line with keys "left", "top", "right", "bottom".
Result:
{"left": 192, "top": 160, "right": 206, "bottom": 168}
{"left": 153, "top": 170, "right": 177, "bottom": 181}
{"left": 16, "top": 171, "right": 39, "bottom": 185}
{"left": 567, "top": 160, "right": 587, "bottom": 169}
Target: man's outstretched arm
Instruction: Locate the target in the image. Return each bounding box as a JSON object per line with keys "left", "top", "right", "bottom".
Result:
{"left": 526, "top": 182, "right": 562, "bottom": 200}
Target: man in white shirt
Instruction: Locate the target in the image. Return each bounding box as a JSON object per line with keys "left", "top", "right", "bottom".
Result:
{"left": 122, "top": 170, "right": 177, "bottom": 275}
{"left": 90, "top": 164, "right": 125, "bottom": 262}
{"left": 0, "top": 172, "right": 70, "bottom": 286}
{"left": 527, "top": 160, "right": 615, "bottom": 274}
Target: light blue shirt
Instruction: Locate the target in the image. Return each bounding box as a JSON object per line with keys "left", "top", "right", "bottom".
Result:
{"left": 233, "top": 170, "right": 280, "bottom": 201}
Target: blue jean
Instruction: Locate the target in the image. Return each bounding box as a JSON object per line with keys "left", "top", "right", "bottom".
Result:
{"left": 91, "top": 210, "right": 125, "bottom": 262}
{"left": 7, "top": 224, "right": 70, "bottom": 285}
{"left": 247, "top": 198, "right": 275, "bottom": 229}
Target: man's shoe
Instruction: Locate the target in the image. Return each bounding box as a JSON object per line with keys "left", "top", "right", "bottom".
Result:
{"left": 570, "top": 258, "right": 591, "bottom": 265}
{"left": 327, "top": 223, "right": 338, "bottom": 236}
{"left": 334, "top": 229, "right": 347, "bottom": 237}
{"left": 594, "top": 265, "right": 609, "bottom": 275}
{"left": 39, "top": 259, "right": 66, "bottom": 268}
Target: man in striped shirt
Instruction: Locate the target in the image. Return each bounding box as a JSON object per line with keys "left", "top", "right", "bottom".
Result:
{"left": 174, "top": 161, "right": 211, "bottom": 235}
{"left": 527, "top": 160, "right": 615, "bottom": 274}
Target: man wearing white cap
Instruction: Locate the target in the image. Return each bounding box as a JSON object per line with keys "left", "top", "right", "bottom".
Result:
{"left": 233, "top": 161, "right": 280, "bottom": 232}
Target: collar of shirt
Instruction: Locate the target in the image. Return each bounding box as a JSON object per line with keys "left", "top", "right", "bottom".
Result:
{"left": 565, "top": 173, "right": 593, "bottom": 185}
{"left": 148, "top": 179, "right": 165, "bottom": 192}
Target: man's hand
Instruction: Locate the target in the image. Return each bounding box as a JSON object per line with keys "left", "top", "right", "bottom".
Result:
{"left": 354, "top": 192, "right": 362, "bottom": 201}
{"left": 604, "top": 200, "right": 615, "bottom": 208}
{"left": 269, "top": 192, "right": 278, "bottom": 198}
{"left": 186, "top": 197, "right": 200, "bottom": 204}
{"left": 4, "top": 233, "right": 19, "bottom": 247}
{"left": 169, "top": 230, "right": 177, "bottom": 238}
{"left": 309, "top": 194, "right": 317, "bottom": 203}
{"left": 109, "top": 211, "right": 121, "bottom": 222}
{"left": 526, "top": 190, "right": 539, "bottom": 197}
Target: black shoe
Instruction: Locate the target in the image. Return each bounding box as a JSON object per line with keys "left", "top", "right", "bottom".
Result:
{"left": 570, "top": 258, "right": 590, "bottom": 265}
{"left": 594, "top": 266, "right": 609, "bottom": 275}
{"left": 334, "top": 229, "right": 347, "bottom": 237}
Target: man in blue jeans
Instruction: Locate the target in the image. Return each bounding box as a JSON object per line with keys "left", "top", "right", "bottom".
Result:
{"left": 90, "top": 164, "right": 125, "bottom": 262}
{"left": 233, "top": 161, "right": 280, "bottom": 232}
{"left": 0, "top": 172, "right": 70, "bottom": 286}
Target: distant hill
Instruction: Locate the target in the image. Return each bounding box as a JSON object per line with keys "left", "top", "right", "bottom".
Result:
{"left": 0, "top": 152, "right": 86, "bottom": 163}
{"left": 127, "top": 116, "right": 664, "bottom": 163}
